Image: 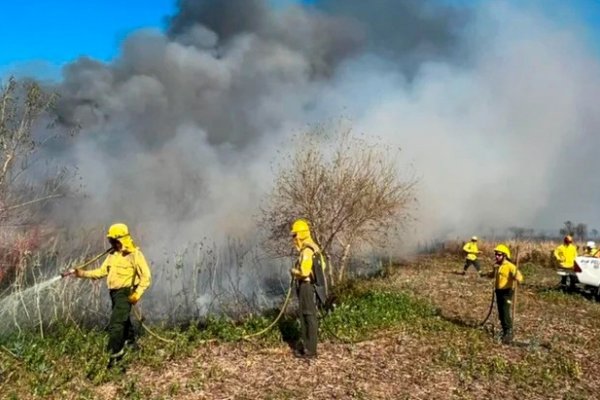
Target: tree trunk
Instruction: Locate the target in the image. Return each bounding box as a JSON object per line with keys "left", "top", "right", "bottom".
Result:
{"left": 337, "top": 243, "right": 351, "bottom": 283}
{"left": 327, "top": 259, "right": 335, "bottom": 289}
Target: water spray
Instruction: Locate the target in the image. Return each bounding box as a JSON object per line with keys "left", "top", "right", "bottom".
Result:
{"left": 0, "top": 249, "right": 107, "bottom": 320}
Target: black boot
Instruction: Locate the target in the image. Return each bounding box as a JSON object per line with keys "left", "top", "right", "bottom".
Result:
{"left": 107, "top": 347, "right": 125, "bottom": 369}
{"left": 501, "top": 329, "right": 513, "bottom": 345}
{"left": 124, "top": 339, "right": 140, "bottom": 351}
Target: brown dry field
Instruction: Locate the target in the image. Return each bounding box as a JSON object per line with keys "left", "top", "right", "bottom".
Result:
{"left": 83, "top": 253, "right": 600, "bottom": 400}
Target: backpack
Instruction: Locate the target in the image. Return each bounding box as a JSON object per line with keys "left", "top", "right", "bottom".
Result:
{"left": 303, "top": 243, "right": 328, "bottom": 308}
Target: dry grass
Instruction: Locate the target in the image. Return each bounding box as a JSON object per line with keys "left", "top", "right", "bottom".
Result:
{"left": 5, "top": 249, "right": 600, "bottom": 399}
{"left": 438, "top": 239, "right": 562, "bottom": 267}
{"left": 90, "top": 254, "right": 600, "bottom": 399}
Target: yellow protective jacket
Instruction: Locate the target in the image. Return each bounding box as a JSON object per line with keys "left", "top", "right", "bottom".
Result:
{"left": 495, "top": 259, "right": 523, "bottom": 290}
{"left": 463, "top": 242, "right": 479, "bottom": 261}
{"left": 553, "top": 244, "right": 578, "bottom": 268}
{"left": 80, "top": 248, "right": 152, "bottom": 299}
{"left": 293, "top": 240, "right": 321, "bottom": 281}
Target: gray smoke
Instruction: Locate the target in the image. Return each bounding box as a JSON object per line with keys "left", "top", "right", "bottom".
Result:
{"left": 2, "top": 0, "right": 598, "bottom": 324}
{"left": 168, "top": 0, "right": 365, "bottom": 76}
{"left": 169, "top": 0, "right": 270, "bottom": 42}
{"left": 318, "top": 0, "right": 468, "bottom": 74}
{"left": 47, "top": 0, "right": 600, "bottom": 256}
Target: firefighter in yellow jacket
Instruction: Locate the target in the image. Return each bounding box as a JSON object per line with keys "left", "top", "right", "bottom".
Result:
{"left": 584, "top": 241, "right": 599, "bottom": 257}
{"left": 553, "top": 235, "right": 578, "bottom": 287}
{"left": 493, "top": 244, "right": 523, "bottom": 344}
{"left": 290, "top": 219, "right": 321, "bottom": 359}
{"left": 72, "top": 223, "right": 151, "bottom": 366}
{"left": 462, "top": 236, "right": 481, "bottom": 275}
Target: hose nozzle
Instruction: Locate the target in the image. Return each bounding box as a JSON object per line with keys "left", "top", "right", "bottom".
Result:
{"left": 60, "top": 269, "right": 76, "bottom": 278}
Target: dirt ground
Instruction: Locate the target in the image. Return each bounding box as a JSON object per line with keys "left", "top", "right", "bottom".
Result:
{"left": 90, "top": 255, "right": 600, "bottom": 400}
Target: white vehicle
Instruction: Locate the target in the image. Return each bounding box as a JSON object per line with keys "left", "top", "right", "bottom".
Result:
{"left": 557, "top": 256, "right": 600, "bottom": 298}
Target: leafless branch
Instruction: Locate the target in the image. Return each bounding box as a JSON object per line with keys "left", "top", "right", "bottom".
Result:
{"left": 260, "top": 122, "right": 417, "bottom": 285}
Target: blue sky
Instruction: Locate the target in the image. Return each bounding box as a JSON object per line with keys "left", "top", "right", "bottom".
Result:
{"left": 1, "top": 0, "right": 600, "bottom": 80}
{"left": 0, "top": 0, "right": 175, "bottom": 79}
{"left": 0, "top": 0, "right": 175, "bottom": 64}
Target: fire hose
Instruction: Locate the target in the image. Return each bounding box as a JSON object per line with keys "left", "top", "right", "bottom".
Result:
{"left": 64, "top": 251, "right": 295, "bottom": 344}
{"left": 131, "top": 279, "right": 357, "bottom": 345}
{"left": 59, "top": 248, "right": 112, "bottom": 278}
{"left": 60, "top": 250, "right": 179, "bottom": 344}
{"left": 238, "top": 277, "right": 356, "bottom": 343}
{"left": 478, "top": 277, "right": 496, "bottom": 327}
{"left": 135, "top": 275, "right": 354, "bottom": 344}
{"left": 63, "top": 254, "right": 346, "bottom": 345}
{"left": 240, "top": 276, "right": 294, "bottom": 341}
{"left": 132, "top": 280, "right": 295, "bottom": 345}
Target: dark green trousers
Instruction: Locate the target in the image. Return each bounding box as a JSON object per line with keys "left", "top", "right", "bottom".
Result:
{"left": 108, "top": 287, "right": 135, "bottom": 357}
{"left": 463, "top": 259, "right": 480, "bottom": 272}
{"left": 495, "top": 289, "right": 513, "bottom": 340}
{"left": 297, "top": 281, "right": 318, "bottom": 356}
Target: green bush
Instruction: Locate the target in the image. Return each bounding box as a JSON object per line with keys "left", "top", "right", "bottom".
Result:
{"left": 321, "top": 284, "right": 437, "bottom": 341}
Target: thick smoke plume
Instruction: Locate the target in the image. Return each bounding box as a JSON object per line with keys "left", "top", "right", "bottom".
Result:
{"left": 17, "top": 0, "right": 596, "bottom": 318}
{"left": 52, "top": 0, "right": 600, "bottom": 246}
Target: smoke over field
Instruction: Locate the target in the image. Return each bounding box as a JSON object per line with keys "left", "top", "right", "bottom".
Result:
{"left": 3, "top": 0, "right": 600, "bottom": 324}
{"left": 44, "top": 0, "right": 600, "bottom": 248}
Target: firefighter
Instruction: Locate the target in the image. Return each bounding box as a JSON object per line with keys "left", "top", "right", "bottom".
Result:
{"left": 462, "top": 236, "right": 482, "bottom": 276}
{"left": 493, "top": 244, "right": 523, "bottom": 344}
{"left": 584, "top": 241, "right": 599, "bottom": 257}
{"left": 71, "top": 223, "right": 151, "bottom": 367}
{"left": 553, "top": 235, "right": 578, "bottom": 287}
{"left": 290, "top": 218, "right": 320, "bottom": 359}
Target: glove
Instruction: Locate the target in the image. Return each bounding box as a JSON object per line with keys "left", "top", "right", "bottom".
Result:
{"left": 60, "top": 269, "right": 74, "bottom": 278}
{"left": 128, "top": 292, "right": 141, "bottom": 305}
{"left": 290, "top": 268, "right": 301, "bottom": 278}
{"left": 62, "top": 269, "right": 83, "bottom": 278}
{"left": 74, "top": 269, "right": 84, "bottom": 277}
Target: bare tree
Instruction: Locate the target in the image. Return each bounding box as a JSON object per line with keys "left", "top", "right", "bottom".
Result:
{"left": 509, "top": 227, "right": 526, "bottom": 240}
{"left": 260, "top": 124, "right": 417, "bottom": 285}
{"left": 1, "top": 78, "right": 66, "bottom": 217}
{"left": 575, "top": 223, "right": 587, "bottom": 242}
{"left": 0, "top": 77, "right": 73, "bottom": 285}
{"left": 559, "top": 221, "right": 574, "bottom": 237}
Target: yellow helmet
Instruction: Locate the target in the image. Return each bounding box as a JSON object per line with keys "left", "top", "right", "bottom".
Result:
{"left": 494, "top": 244, "right": 511, "bottom": 258}
{"left": 291, "top": 218, "right": 311, "bottom": 240}
{"left": 106, "top": 223, "right": 136, "bottom": 252}
{"left": 107, "top": 223, "right": 130, "bottom": 240}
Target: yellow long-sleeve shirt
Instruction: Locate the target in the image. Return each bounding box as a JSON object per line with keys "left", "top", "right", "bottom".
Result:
{"left": 553, "top": 244, "right": 578, "bottom": 268}
{"left": 495, "top": 260, "right": 523, "bottom": 290}
{"left": 463, "top": 242, "right": 479, "bottom": 261}
{"left": 80, "top": 248, "right": 151, "bottom": 298}
{"left": 293, "top": 246, "right": 316, "bottom": 280}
